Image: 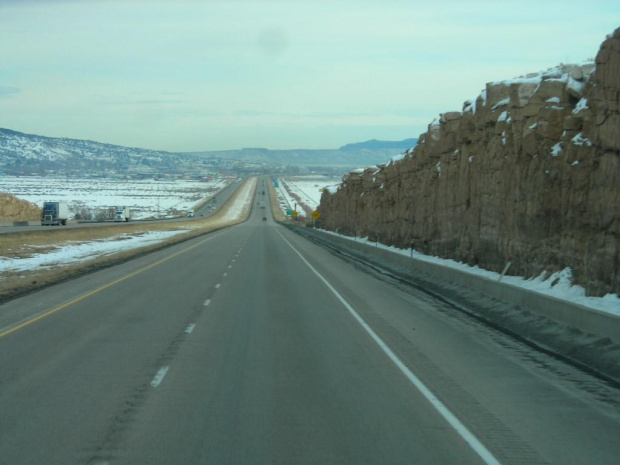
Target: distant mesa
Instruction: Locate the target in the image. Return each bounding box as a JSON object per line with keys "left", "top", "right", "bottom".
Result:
{"left": 339, "top": 139, "right": 418, "bottom": 151}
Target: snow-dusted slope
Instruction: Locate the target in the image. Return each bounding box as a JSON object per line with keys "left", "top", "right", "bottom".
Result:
{"left": 0, "top": 128, "right": 253, "bottom": 175}
{"left": 1, "top": 128, "right": 175, "bottom": 167}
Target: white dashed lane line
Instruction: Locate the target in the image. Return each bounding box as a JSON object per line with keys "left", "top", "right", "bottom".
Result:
{"left": 151, "top": 366, "right": 170, "bottom": 388}
{"left": 204, "top": 299, "right": 211, "bottom": 307}
{"left": 215, "top": 284, "right": 221, "bottom": 289}
{"left": 185, "top": 324, "right": 196, "bottom": 334}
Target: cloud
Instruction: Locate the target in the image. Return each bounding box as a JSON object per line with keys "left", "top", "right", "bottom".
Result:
{"left": 256, "top": 26, "right": 289, "bottom": 58}
{"left": 0, "top": 86, "right": 21, "bottom": 97}
{"left": 101, "top": 99, "right": 187, "bottom": 106}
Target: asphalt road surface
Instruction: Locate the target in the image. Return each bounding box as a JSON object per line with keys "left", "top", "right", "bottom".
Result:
{"left": 1, "top": 178, "right": 619, "bottom": 464}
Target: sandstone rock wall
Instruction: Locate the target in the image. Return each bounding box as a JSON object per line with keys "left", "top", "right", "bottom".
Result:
{"left": 318, "top": 28, "right": 620, "bottom": 297}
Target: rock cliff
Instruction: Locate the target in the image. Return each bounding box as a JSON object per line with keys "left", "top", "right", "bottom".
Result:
{"left": 318, "top": 28, "right": 620, "bottom": 297}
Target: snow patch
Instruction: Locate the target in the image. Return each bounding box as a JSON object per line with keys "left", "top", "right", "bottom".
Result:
{"left": 463, "top": 98, "right": 476, "bottom": 114}
{"left": 0, "top": 231, "right": 189, "bottom": 274}
{"left": 317, "top": 230, "right": 620, "bottom": 316}
{"left": 480, "top": 89, "right": 487, "bottom": 106}
{"left": 389, "top": 153, "right": 406, "bottom": 165}
{"left": 571, "top": 132, "right": 592, "bottom": 147}
{"left": 220, "top": 178, "right": 256, "bottom": 221}
{"left": 492, "top": 98, "right": 510, "bottom": 110}
{"left": 573, "top": 98, "right": 589, "bottom": 114}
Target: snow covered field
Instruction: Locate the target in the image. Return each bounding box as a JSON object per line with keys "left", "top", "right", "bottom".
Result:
{"left": 0, "top": 175, "right": 232, "bottom": 219}
{"left": 0, "top": 231, "right": 190, "bottom": 274}
{"left": 320, "top": 230, "right": 620, "bottom": 316}
{"left": 275, "top": 175, "right": 341, "bottom": 217}
{"left": 0, "top": 177, "right": 256, "bottom": 279}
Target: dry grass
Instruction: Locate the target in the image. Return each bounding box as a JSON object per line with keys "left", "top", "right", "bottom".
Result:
{"left": 0, "top": 193, "right": 41, "bottom": 222}
{"left": 0, "top": 178, "right": 256, "bottom": 302}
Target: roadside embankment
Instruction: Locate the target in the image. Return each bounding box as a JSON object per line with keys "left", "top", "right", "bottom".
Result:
{"left": 287, "top": 224, "right": 620, "bottom": 383}
{"left": 269, "top": 180, "right": 286, "bottom": 222}
{"left": 0, "top": 193, "right": 40, "bottom": 223}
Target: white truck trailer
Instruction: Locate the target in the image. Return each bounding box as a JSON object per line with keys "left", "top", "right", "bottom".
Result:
{"left": 114, "top": 206, "right": 132, "bottom": 222}
{"left": 41, "top": 201, "right": 69, "bottom": 226}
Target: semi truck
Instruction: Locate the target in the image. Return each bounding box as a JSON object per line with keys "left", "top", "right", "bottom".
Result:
{"left": 41, "top": 201, "right": 69, "bottom": 226}
{"left": 114, "top": 206, "right": 132, "bottom": 222}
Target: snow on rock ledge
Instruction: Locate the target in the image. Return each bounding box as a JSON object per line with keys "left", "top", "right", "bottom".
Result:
{"left": 318, "top": 27, "right": 620, "bottom": 298}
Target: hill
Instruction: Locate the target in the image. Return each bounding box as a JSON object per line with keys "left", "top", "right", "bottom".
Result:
{"left": 0, "top": 128, "right": 265, "bottom": 176}
{"left": 0, "top": 128, "right": 417, "bottom": 175}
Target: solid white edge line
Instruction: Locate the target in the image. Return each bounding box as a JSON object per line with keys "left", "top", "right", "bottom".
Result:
{"left": 151, "top": 366, "right": 169, "bottom": 388}
{"left": 275, "top": 228, "right": 501, "bottom": 465}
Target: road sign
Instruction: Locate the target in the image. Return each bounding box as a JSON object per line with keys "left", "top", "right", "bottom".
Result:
{"left": 292, "top": 210, "right": 298, "bottom": 218}
{"left": 312, "top": 210, "right": 320, "bottom": 219}
{"left": 286, "top": 209, "right": 293, "bottom": 216}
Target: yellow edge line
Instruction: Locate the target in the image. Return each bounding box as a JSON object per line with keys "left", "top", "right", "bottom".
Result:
{"left": 0, "top": 231, "right": 224, "bottom": 339}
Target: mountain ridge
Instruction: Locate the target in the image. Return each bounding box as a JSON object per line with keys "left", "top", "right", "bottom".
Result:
{"left": 0, "top": 127, "right": 416, "bottom": 174}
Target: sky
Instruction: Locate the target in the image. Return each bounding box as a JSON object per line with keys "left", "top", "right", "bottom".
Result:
{"left": 1, "top": 0, "right": 618, "bottom": 152}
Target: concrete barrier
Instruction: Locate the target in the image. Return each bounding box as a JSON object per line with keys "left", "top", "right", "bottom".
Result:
{"left": 293, "top": 226, "right": 620, "bottom": 344}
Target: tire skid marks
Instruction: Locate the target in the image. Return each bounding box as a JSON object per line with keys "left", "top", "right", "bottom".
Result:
{"left": 90, "top": 315, "right": 199, "bottom": 462}
{"left": 89, "top": 234, "right": 252, "bottom": 462}
{"left": 149, "top": 233, "right": 251, "bottom": 391}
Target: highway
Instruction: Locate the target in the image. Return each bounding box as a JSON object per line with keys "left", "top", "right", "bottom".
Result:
{"left": 0, "top": 179, "right": 242, "bottom": 234}
{"left": 1, "top": 178, "right": 619, "bottom": 464}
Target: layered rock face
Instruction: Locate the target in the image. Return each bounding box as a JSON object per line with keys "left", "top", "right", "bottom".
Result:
{"left": 319, "top": 28, "right": 620, "bottom": 297}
